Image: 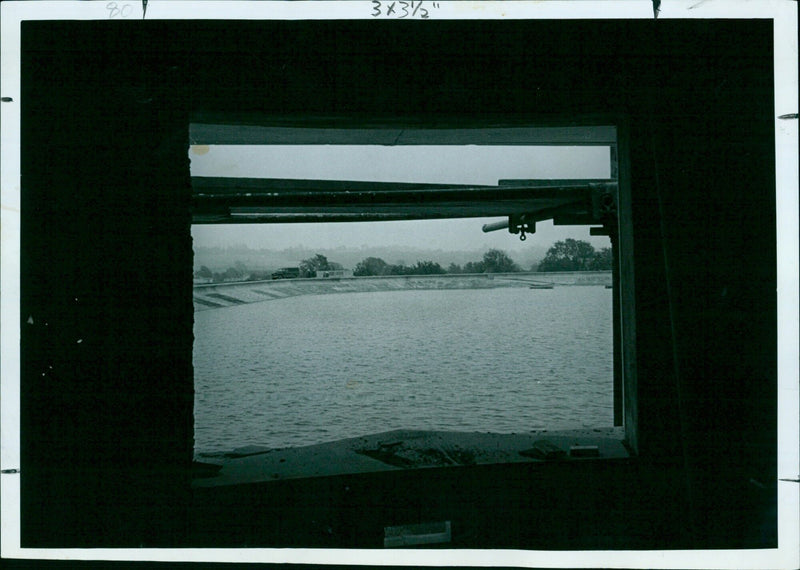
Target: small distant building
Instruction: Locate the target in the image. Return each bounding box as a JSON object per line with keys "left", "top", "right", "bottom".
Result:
{"left": 316, "top": 269, "right": 352, "bottom": 279}
{"left": 271, "top": 267, "right": 300, "bottom": 279}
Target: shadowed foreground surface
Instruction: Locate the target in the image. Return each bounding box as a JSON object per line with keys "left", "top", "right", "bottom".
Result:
{"left": 193, "top": 427, "right": 628, "bottom": 486}
{"left": 189, "top": 434, "right": 772, "bottom": 550}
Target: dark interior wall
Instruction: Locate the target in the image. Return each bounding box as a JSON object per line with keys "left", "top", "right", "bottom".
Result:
{"left": 20, "top": 22, "right": 195, "bottom": 546}
{"left": 19, "top": 19, "right": 776, "bottom": 548}
{"left": 620, "top": 25, "right": 777, "bottom": 545}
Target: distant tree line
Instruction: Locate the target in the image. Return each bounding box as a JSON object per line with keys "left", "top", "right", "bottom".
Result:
{"left": 298, "top": 253, "right": 342, "bottom": 278}
{"left": 353, "top": 257, "right": 446, "bottom": 276}
{"left": 194, "top": 261, "right": 254, "bottom": 283}
{"left": 537, "top": 239, "right": 612, "bottom": 272}
{"left": 194, "top": 240, "right": 613, "bottom": 282}
{"left": 194, "top": 260, "right": 278, "bottom": 282}
{"left": 446, "top": 249, "right": 521, "bottom": 274}
{"left": 193, "top": 254, "right": 343, "bottom": 282}
{"left": 354, "top": 249, "right": 520, "bottom": 276}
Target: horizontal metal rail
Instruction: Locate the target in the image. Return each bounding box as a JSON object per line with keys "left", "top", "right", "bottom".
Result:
{"left": 191, "top": 177, "right": 616, "bottom": 225}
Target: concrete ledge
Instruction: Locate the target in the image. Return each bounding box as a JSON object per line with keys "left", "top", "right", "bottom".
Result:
{"left": 193, "top": 426, "right": 628, "bottom": 487}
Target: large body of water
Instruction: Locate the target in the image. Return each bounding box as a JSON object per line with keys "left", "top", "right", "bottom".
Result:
{"left": 193, "top": 286, "right": 613, "bottom": 454}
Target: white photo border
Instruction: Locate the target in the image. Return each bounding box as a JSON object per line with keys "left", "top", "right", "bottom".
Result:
{"left": 1, "top": 2, "right": 797, "bottom": 568}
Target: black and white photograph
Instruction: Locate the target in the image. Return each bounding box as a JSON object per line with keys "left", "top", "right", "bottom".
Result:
{"left": 1, "top": 1, "right": 797, "bottom": 568}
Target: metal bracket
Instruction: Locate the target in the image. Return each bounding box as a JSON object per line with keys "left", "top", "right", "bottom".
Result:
{"left": 591, "top": 183, "right": 617, "bottom": 222}
{"left": 508, "top": 214, "right": 536, "bottom": 241}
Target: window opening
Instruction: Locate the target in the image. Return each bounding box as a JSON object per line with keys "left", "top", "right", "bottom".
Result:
{"left": 190, "top": 125, "right": 628, "bottom": 484}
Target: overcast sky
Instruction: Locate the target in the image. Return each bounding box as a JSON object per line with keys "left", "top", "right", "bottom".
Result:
{"left": 190, "top": 145, "right": 612, "bottom": 252}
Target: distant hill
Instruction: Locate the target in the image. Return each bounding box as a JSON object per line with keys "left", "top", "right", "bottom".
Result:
{"left": 193, "top": 244, "right": 549, "bottom": 273}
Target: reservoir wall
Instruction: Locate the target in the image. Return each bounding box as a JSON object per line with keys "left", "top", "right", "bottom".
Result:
{"left": 193, "top": 271, "right": 613, "bottom": 311}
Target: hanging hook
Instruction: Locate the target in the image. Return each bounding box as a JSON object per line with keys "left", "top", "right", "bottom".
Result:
{"left": 519, "top": 230, "right": 526, "bottom": 241}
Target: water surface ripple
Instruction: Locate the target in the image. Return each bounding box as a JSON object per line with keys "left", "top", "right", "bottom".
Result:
{"left": 194, "top": 287, "right": 613, "bottom": 453}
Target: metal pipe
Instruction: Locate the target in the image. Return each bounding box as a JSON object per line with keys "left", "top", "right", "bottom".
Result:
{"left": 481, "top": 219, "right": 509, "bottom": 233}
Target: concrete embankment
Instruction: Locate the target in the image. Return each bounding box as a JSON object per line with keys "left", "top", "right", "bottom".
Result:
{"left": 494, "top": 271, "right": 612, "bottom": 286}
{"left": 193, "top": 271, "right": 612, "bottom": 312}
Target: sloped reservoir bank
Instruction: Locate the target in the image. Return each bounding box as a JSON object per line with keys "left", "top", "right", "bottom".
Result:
{"left": 192, "top": 271, "right": 612, "bottom": 311}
